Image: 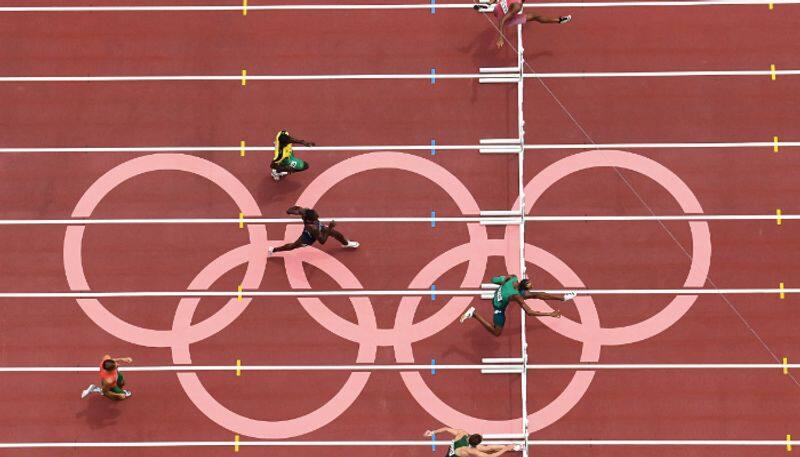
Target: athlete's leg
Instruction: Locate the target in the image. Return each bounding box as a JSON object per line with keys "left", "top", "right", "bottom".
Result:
{"left": 326, "top": 228, "right": 350, "bottom": 245}
{"left": 525, "top": 12, "right": 571, "bottom": 23}
{"left": 474, "top": 311, "right": 503, "bottom": 336}
{"left": 270, "top": 240, "right": 305, "bottom": 253}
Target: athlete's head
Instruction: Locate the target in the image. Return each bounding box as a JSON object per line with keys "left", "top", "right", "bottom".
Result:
{"left": 102, "top": 359, "right": 116, "bottom": 371}
{"left": 302, "top": 209, "right": 319, "bottom": 223}
{"left": 277, "top": 130, "right": 291, "bottom": 150}
{"left": 518, "top": 278, "right": 531, "bottom": 292}
{"left": 468, "top": 434, "right": 483, "bottom": 447}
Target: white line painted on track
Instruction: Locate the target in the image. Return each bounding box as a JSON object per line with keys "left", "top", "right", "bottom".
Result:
{"left": 1, "top": 0, "right": 799, "bottom": 12}
{"left": 0, "top": 363, "right": 796, "bottom": 373}
{"left": 1, "top": 141, "right": 797, "bottom": 154}
{"left": 0, "top": 439, "right": 794, "bottom": 449}
{"left": 0, "top": 288, "right": 795, "bottom": 299}
{"left": 1, "top": 69, "right": 799, "bottom": 83}
{"left": 0, "top": 214, "right": 795, "bottom": 225}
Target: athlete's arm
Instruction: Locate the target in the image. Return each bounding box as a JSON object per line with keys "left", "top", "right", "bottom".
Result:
{"left": 466, "top": 445, "right": 514, "bottom": 456}
{"left": 286, "top": 206, "right": 306, "bottom": 216}
{"left": 112, "top": 357, "right": 132, "bottom": 364}
{"left": 287, "top": 135, "right": 316, "bottom": 147}
{"left": 523, "top": 290, "right": 565, "bottom": 301}
{"left": 491, "top": 275, "right": 507, "bottom": 285}
{"left": 424, "top": 427, "right": 462, "bottom": 437}
{"left": 513, "top": 295, "right": 560, "bottom": 317}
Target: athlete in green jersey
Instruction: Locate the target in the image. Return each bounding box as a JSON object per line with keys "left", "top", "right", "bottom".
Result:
{"left": 423, "top": 427, "right": 519, "bottom": 456}
{"left": 459, "top": 274, "right": 576, "bottom": 336}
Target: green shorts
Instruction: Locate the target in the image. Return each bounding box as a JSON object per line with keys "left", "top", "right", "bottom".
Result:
{"left": 109, "top": 373, "right": 125, "bottom": 394}
{"left": 278, "top": 155, "right": 307, "bottom": 171}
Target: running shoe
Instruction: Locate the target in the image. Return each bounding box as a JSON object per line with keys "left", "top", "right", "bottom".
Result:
{"left": 344, "top": 241, "right": 360, "bottom": 249}
{"left": 459, "top": 307, "right": 476, "bottom": 323}
{"left": 270, "top": 169, "right": 282, "bottom": 181}
{"left": 559, "top": 15, "right": 572, "bottom": 23}
{"left": 123, "top": 390, "right": 132, "bottom": 397}
{"left": 81, "top": 384, "right": 97, "bottom": 399}
{"left": 267, "top": 247, "right": 275, "bottom": 256}
{"left": 513, "top": 444, "right": 523, "bottom": 451}
{"left": 564, "top": 291, "right": 577, "bottom": 301}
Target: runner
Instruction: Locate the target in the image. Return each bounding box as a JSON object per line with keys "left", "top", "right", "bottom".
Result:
{"left": 268, "top": 206, "right": 359, "bottom": 255}
{"left": 424, "top": 427, "right": 520, "bottom": 456}
{"left": 475, "top": 0, "right": 572, "bottom": 49}
{"left": 270, "top": 130, "right": 315, "bottom": 181}
{"left": 80, "top": 355, "right": 133, "bottom": 400}
{"left": 459, "top": 274, "right": 576, "bottom": 336}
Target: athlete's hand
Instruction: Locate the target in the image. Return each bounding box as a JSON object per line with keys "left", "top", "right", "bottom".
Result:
{"left": 423, "top": 430, "right": 433, "bottom": 437}
{"left": 305, "top": 141, "right": 316, "bottom": 147}
{"left": 328, "top": 220, "right": 336, "bottom": 229}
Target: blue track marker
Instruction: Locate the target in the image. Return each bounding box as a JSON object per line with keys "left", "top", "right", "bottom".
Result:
{"left": 432, "top": 432, "right": 437, "bottom": 451}
{"left": 431, "top": 139, "right": 437, "bottom": 155}
{"left": 432, "top": 358, "right": 437, "bottom": 374}
{"left": 431, "top": 210, "right": 436, "bottom": 228}
{"left": 431, "top": 0, "right": 436, "bottom": 14}
{"left": 431, "top": 284, "right": 437, "bottom": 300}
{"left": 430, "top": 68, "right": 436, "bottom": 84}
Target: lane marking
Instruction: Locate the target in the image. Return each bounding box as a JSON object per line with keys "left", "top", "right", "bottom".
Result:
{"left": 780, "top": 282, "right": 785, "bottom": 299}
{"left": 237, "top": 285, "right": 243, "bottom": 302}
{"left": 784, "top": 357, "right": 790, "bottom": 375}
{"left": 2, "top": 362, "right": 800, "bottom": 373}
{"left": 774, "top": 136, "right": 780, "bottom": 152}
{"left": 3, "top": 0, "right": 800, "bottom": 12}
{"left": 430, "top": 211, "right": 436, "bottom": 227}
{"left": 3, "top": 214, "right": 800, "bottom": 225}
{"left": 777, "top": 209, "right": 783, "bottom": 225}
{"left": 242, "top": 0, "right": 247, "bottom": 15}
{"left": 431, "top": 433, "right": 436, "bottom": 452}
{"left": 431, "top": 359, "right": 436, "bottom": 375}
{"left": 241, "top": 69, "right": 247, "bottom": 86}
{"left": 234, "top": 435, "right": 240, "bottom": 452}
{"left": 0, "top": 287, "right": 799, "bottom": 299}
{"left": 788, "top": 435, "right": 793, "bottom": 451}
{"left": 236, "top": 360, "right": 242, "bottom": 376}
{"left": 771, "top": 64, "right": 777, "bottom": 80}
{"left": 430, "top": 139, "right": 436, "bottom": 155}
{"left": 430, "top": 0, "right": 435, "bottom": 14}
{"left": 431, "top": 284, "right": 437, "bottom": 300}
{"left": 4, "top": 140, "right": 800, "bottom": 154}
{"left": 430, "top": 68, "right": 436, "bottom": 84}
{"left": 240, "top": 140, "right": 246, "bottom": 157}
{"left": 3, "top": 69, "right": 800, "bottom": 84}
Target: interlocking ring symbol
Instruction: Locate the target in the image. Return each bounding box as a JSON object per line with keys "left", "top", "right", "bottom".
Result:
{"left": 64, "top": 150, "right": 711, "bottom": 437}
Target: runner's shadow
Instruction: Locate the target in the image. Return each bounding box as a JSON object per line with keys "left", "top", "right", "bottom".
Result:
{"left": 75, "top": 397, "right": 122, "bottom": 429}
{"left": 257, "top": 177, "right": 302, "bottom": 204}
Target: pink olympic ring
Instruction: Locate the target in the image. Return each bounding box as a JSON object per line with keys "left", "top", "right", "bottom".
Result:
{"left": 64, "top": 149, "right": 711, "bottom": 438}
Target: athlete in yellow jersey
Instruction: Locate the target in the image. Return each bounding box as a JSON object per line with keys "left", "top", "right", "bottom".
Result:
{"left": 271, "top": 130, "right": 315, "bottom": 181}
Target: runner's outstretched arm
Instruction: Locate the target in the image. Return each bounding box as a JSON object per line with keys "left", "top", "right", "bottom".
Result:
{"left": 287, "top": 135, "right": 315, "bottom": 147}
{"left": 512, "top": 296, "right": 561, "bottom": 317}
{"left": 424, "top": 427, "right": 465, "bottom": 438}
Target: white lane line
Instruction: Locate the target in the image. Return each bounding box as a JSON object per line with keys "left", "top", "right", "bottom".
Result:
{"left": 0, "top": 439, "right": 794, "bottom": 448}
{"left": 1, "top": 69, "right": 798, "bottom": 83}
{"left": 0, "top": 0, "right": 798, "bottom": 12}
{"left": 0, "top": 363, "right": 796, "bottom": 373}
{"left": 1, "top": 141, "right": 797, "bottom": 154}
{"left": 0, "top": 214, "right": 795, "bottom": 225}
{"left": 0, "top": 288, "right": 795, "bottom": 298}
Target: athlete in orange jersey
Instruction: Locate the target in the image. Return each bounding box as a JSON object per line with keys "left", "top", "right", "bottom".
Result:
{"left": 81, "top": 355, "right": 133, "bottom": 400}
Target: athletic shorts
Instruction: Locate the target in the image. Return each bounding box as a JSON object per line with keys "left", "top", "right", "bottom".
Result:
{"left": 109, "top": 373, "right": 125, "bottom": 394}
{"left": 278, "top": 155, "right": 307, "bottom": 171}
{"left": 493, "top": 309, "right": 506, "bottom": 327}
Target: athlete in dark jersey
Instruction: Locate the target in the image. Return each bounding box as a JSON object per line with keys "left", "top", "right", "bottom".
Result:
{"left": 423, "top": 427, "right": 519, "bottom": 456}
{"left": 268, "top": 206, "right": 359, "bottom": 255}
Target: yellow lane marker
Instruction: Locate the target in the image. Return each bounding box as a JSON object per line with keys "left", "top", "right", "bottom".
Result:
{"left": 239, "top": 212, "right": 245, "bottom": 229}
{"left": 779, "top": 282, "right": 785, "bottom": 299}
{"left": 241, "top": 69, "right": 247, "bottom": 86}
{"left": 769, "top": 1, "right": 773, "bottom": 9}
{"left": 788, "top": 434, "right": 793, "bottom": 452}
{"left": 237, "top": 285, "right": 243, "bottom": 302}
{"left": 777, "top": 209, "right": 783, "bottom": 226}
{"left": 771, "top": 64, "right": 777, "bottom": 80}
{"left": 236, "top": 359, "right": 242, "bottom": 377}
{"left": 774, "top": 136, "right": 780, "bottom": 152}
{"left": 243, "top": 0, "right": 248, "bottom": 15}
{"left": 784, "top": 357, "right": 790, "bottom": 375}
{"left": 240, "top": 140, "right": 246, "bottom": 157}
{"left": 235, "top": 434, "right": 240, "bottom": 452}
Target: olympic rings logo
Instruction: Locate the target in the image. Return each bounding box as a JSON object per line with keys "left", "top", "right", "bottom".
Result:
{"left": 63, "top": 150, "right": 711, "bottom": 438}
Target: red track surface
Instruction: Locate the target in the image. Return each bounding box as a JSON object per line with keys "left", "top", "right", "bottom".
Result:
{"left": 0, "top": 2, "right": 798, "bottom": 456}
